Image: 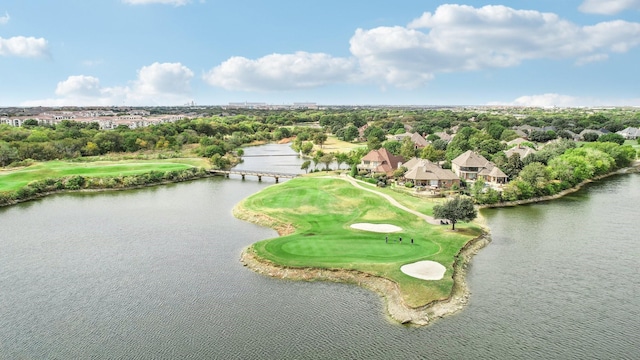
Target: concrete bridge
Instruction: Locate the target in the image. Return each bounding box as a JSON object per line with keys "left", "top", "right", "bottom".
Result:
{"left": 208, "top": 169, "right": 300, "bottom": 183}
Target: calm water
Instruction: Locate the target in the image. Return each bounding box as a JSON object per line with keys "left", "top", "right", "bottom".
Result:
{"left": 1, "top": 145, "right": 638, "bottom": 359}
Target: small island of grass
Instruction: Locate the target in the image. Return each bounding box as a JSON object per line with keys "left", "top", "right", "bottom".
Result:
{"left": 234, "top": 176, "right": 487, "bottom": 325}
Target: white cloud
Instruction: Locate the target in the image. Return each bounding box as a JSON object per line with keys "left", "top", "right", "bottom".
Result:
{"left": 203, "top": 51, "right": 356, "bottom": 91}
{"left": 0, "top": 12, "right": 9, "bottom": 25}
{"left": 351, "top": 4, "right": 640, "bottom": 86}
{"left": 489, "top": 93, "right": 640, "bottom": 107}
{"left": 122, "top": 0, "right": 189, "bottom": 5}
{"left": 0, "top": 36, "right": 49, "bottom": 58}
{"left": 134, "top": 62, "right": 194, "bottom": 95}
{"left": 354, "top": 4, "right": 640, "bottom": 85}
{"left": 55, "top": 75, "right": 102, "bottom": 97}
{"left": 203, "top": 4, "right": 640, "bottom": 91}
{"left": 579, "top": 0, "right": 640, "bottom": 15}
{"left": 575, "top": 53, "right": 609, "bottom": 66}
{"left": 23, "top": 62, "right": 194, "bottom": 106}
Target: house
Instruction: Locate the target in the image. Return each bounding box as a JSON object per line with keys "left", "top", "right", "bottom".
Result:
{"left": 401, "top": 158, "right": 460, "bottom": 188}
{"left": 513, "top": 125, "right": 541, "bottom": 136}
{"left": 513, "top": 129, "right": 528, "bottom": 138}
{"left": 617, "top": 127, "right": 640, "bottom": 140}
{"left": 392, "top": 132, "right": 429, "bottom": 149}
{"left": 451, "top": 150, "right": 508, "bottom": 184}
{"left": 432, "top": 131, "right": 453, "bottom": 143}
{"left": 504, "top": 145, "right": 537, "bottom": 160}
{"left": 357, "top": 148, "right": 404, "bottom": 176}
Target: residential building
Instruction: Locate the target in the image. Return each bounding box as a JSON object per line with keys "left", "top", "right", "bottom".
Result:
{"left": 504, "top": 145, "right": 537, "bottom": 160}
{"left": 617, "top": 127, "right": 640, "bottom": 140}
{"left": 401, "top": 158, "right": 460, "bottom": 188}
{"left": 357, "top": 148, "right": 404, "bottom": 176}
{"left": 451, "top": 150, "right": 508, "bottom": 184}
{"left": 391, "top": 132, "right": 429, "bottom": 149}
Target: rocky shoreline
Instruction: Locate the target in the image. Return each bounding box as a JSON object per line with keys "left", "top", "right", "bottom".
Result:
{"left": 240, "top": 232, "right": 490, "bottom": 326}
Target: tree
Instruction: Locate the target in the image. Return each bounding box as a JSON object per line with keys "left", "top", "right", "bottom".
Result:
{"left": 341, "top": 125, "right": 359, "bottom": 142}
{"left": 367, "top": 135, "right": 382, "bottom": 150}
{"left": 301, "top": 160, "right": 311, "bottom": 173}
{"left": 503, "top": 153, "right": 524, "bottom": 180}
{"left": 597, "top": 133, "right": 625, "bottom": 145}
{"left": 431, "top": 138, "right": 448, "bottom": 151}
{"left": 335, "top": 152, "right": 349, "bottom": 170}
{"left": 400, "top": 136, "right": 416, "bottom": 159}
{"left": 420, "top": 145, "right": 446, "bottom": 162}
{"left": 518, "top": 162, "right": 549, "bottom": 196}
{"left": 486, "top": 121, "right": 506, "bottom": 140}
{"left": 313, "top": 132, "right": 328, "bottom": 149}
{"left": 300, "top": 141, "right": 314, "bottom": 156}
{"left": 383, "top": 140, "right": 402, "bottom": 155}
{"left": 433, "top": 196, "right": 477, "bottom": 230}
{"left": 320, "top": 153, "right": 334, "bottom": 171}
{"left": 0, "top": 141, "right": 18, "bottom": 166}
{"left": 363, "top": 126, "right": 385, "bottom": 143}
{"left": 583, "top": 132, "right": 599, "bottom": 142}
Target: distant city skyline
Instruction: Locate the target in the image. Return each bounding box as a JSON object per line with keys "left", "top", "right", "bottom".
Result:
{"left": 1, "top": 1, "right": 639, "bottom": 107}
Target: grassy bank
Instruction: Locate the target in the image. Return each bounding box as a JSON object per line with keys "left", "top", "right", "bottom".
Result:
{"left": 0, "top": 159, "right": 202, "bottom": 193}
{"left": 235, "top": 177, "right": 482, "bottom": 308}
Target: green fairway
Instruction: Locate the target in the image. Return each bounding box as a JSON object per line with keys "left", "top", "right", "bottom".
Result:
{"left": 0, "top": 160, "right": 197, "bottom": 192}
{"left": 236, "top": 177, "right": 483, "bottom": 307}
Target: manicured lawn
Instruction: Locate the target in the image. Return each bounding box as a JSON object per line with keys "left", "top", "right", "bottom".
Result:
{"left": 316, "top": 135, "right": 366, "bottom": 153}
{"left": 0, "top": 160, "right": 197, "bottom": 192}
{"left": 237, "top": 177, "right": 482, "bottom": 307}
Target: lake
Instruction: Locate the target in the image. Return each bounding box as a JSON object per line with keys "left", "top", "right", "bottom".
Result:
{"left": 1, "top": 144, "right": 638, "bottom": 359}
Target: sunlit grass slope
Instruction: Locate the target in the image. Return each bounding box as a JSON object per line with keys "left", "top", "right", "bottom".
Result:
{"left": 238, "top": 177, "right": 482, "bottom": 307}
{"left": 0, "top": 160, "right": 196, "bottom": 192}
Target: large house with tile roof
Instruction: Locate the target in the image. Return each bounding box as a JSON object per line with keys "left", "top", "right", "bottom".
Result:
{"left": 451, "top": 150, "right": 508, "bottom": 184}
{"left": 391, "top": 132, "right": 429, "bottom": 149}
{"left": 401, "top": 158, "right": 460, "bottom": 188}
{"left": 357, "top": 148, "right": 404, "bottom": 176}
{"left": 504, "top": 145, "right": 537, "bottom": 160}
{"left": 617, "top": 127, "right": 640, "bottom": 140}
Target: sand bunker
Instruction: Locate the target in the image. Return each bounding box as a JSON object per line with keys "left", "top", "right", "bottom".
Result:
{"left": 400, "top": 261, "right": 447, "bottom": 281}
{"left": 350, "top": 223, "right": 402, "bottom": 233}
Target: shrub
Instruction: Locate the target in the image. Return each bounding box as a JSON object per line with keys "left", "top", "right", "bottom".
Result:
{"left": 65, "top": 175, "right": 86, "bottom": 190}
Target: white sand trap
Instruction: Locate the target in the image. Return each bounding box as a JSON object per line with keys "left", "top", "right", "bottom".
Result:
{"left": 401, "top": 261, "right": 447, "bottom": 281}
{"left": 350, "top": 223, "right": 402, "bottom": 233}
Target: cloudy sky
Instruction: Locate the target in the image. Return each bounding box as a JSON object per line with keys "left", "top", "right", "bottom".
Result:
{"left": 1, "top": 0, "right": 639, "bottom": 107}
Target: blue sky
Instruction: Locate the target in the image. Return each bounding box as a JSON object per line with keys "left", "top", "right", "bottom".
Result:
{"left": 1, "top": 0, "right": 639, "bottom": 107}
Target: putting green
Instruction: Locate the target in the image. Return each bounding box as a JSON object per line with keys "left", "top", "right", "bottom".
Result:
{"left": 237, "top": 176, "right": 482, "bottom": 307}
{"left": 276, "top": 237, "right": 440, "bottom": 260}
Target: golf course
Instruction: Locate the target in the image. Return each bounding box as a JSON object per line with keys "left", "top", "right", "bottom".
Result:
{"left": 234, "top": 175, "right": 485, "bottom": 317}
{"left": 0, "top": 159, "right": 205, "bottom": 193}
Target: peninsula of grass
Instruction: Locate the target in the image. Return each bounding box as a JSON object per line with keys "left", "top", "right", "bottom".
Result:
{"left": 0, "top": 159, "right": 200, "bottom": 193}
{"left": 235, "top": 176, "right": 483, "bottom": 310}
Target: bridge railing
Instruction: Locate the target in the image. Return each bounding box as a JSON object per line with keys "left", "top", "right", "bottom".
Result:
{"left": 209, "top": 169, "right": 300, "bottom": 178}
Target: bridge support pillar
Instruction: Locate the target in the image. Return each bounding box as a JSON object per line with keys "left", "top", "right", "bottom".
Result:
{"left": 275, "top": 177, "right": 279, "bottom": 183}
{"left": 258, "top": 176, "right": 262, "bottom": 182}
{"left": 241, "top": 174, "right": 245, "bottom": 180}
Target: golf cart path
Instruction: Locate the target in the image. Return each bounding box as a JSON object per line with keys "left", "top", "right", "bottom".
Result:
{"left": 337, "top": 175, "right": 442, "bottom": 225}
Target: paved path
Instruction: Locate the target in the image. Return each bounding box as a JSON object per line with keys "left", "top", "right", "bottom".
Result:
{"left": 337, "top": 175, "right": 442, "bottom": 225}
